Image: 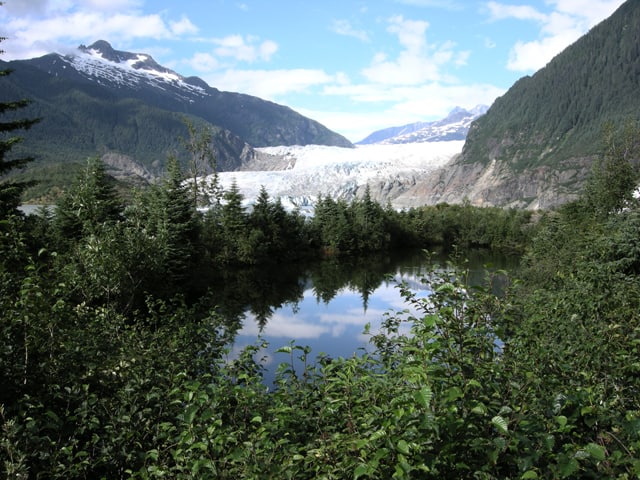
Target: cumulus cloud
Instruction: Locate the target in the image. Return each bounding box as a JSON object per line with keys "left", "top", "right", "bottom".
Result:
{"left": 0, "top": 0, "right": 196, "bottom": 60}
{"left": 299, "top": 80, "right": 505, "bottom": 142}
{"left": 362, "top": 15, "right": 469, "bottom": 85}
{"left": 487, "top": 0, "right": 625, "bottom": 72}
{"left": 203, "top": 68, "right": 336, "bottom": 100}
{"left": 188, "top": 52, "right": 220, "bottom": 71}
{"left": 82, "top": 0, "right": 144, "bottom": 11}
{"left": 207, "top": 34, "right": 278, "bottom": 63}
{"left": 2, "top": 0, "right": 50, "bottom": 16}
{"left": 170, "top": 16, "right": 199, "bottom": 36}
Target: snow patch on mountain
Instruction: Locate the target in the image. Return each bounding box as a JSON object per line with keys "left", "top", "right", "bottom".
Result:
{"left": 63, "top": 41, "right": 207, "bottom": 100}
{"left": 212, "top": 141, "right": 464, "bottom": 213}
{"left": 358, "top": 105, "right": 488, "bottom": 145}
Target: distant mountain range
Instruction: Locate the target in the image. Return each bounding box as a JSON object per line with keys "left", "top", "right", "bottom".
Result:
{"left": 357, "top": 105, "right": 488, "bottom": 145}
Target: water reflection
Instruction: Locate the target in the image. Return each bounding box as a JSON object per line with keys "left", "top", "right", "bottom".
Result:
{"left": 216, "top": 249, "right": 518, "bottom": 380}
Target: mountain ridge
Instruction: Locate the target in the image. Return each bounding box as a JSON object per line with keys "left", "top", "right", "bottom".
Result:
{"left": 357, "top": 105, "right": 488, "bottom": 145}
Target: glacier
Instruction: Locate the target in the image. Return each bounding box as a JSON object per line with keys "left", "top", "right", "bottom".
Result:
{"left": 210, "top": 141, "right": 465, "bottom": 214}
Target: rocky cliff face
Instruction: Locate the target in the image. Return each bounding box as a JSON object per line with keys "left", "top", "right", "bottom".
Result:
{"left": 394, "top": 155, "right": 593, "bottom": 209}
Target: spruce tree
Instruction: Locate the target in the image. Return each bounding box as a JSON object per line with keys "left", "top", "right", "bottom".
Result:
{"left": 583, "top": 120, "right": 640, "bottom": 217}
{"left": 0, "top": 32, "right": 40, "bottom": 218}
{"left": 53, "top": 157, "right": 122, "bottom": 245}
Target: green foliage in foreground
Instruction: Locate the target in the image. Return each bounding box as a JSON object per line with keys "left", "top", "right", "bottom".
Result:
{"left": 2, "top": 234, "right": 639, "bottom": 478}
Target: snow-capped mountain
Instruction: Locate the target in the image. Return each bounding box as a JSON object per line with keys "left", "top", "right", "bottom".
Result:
{"left": 3, "top": 40, "right": 353, "bottom": 188}
{"left": 357, "top": 105, "right": 488, "bottom": 145}
{"left": 13, "top": 40, "right": 352, "bottom": 151}
{"left": 66, "top": 40, "right": 208, "bottom": 102}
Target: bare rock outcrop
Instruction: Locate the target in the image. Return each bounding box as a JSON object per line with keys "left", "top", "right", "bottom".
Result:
{"left": 394, "top": 155, "right": 593, "bottom": 210}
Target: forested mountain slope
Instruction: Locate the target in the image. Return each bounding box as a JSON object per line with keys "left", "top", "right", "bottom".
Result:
{"left": 417, "top": 0, "right": 640, "bottom": 209}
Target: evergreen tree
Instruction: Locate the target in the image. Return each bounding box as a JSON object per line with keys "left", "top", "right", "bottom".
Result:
{"left": 583, "top": 120, "right": 640, "bottom": 217}
{"left": 53, "top": 157, "right": 122, "bottom": 245}
{"left": 0, "top": 33, "right": 40, "bottom": 218}
{"left": 353, "top": 185, "right": 387, "bottom": 251}
{"left": 151, "top": 156, "right": 200, "bottom": 285}
{"left": 219, "top": 180, "right": 249, "bottom": 263}
{"left": 248, "top": 186, "right": 273, "bottom": 260}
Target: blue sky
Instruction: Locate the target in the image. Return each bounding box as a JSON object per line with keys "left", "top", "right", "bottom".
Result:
{"left": 0, "top": 0, "right": 626, "bottom": 142}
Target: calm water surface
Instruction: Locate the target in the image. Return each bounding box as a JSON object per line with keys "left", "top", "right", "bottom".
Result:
{"left": 222, "top": 249, "right": 517, "bottom": 382}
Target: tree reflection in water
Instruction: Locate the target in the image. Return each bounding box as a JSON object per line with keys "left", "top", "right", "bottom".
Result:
{"left": 212, "top": 249, "right": 517, "bottom": 383}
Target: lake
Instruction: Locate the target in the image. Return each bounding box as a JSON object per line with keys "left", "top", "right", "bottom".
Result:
{"left": 217, "top": 249, "right": 517, "bottom": 384}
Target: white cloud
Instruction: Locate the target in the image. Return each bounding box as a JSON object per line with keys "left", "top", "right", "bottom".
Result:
{"left": 0, "top": 1, "right": 197, "bottom": 60}
{"left": 83, "top": 0, "right": 144, "bottom": 11}
{"left": 188, "top": 52, "right": 220, "bottom": 71}
{"left": 485, "top": 1, "right": 547, "bottom": 22}
{"left": 487, "top": 0, "right": 625, "bottom": 72}
{"left": 204, "top": 68, "right": 336, "bottom": 100}
{"left": 331, "top": 19, "right": 369, "bottom": 42}
{"left": 2, "top": 0, "right": 50, "bottom": 16}
{"left": 170, "top": 16, "right": 199, "bottom": 36}
{"left": 240, "top": 311, "right": 329, "bottom": 339}
{"left": 507, "top": 29, "right": 581, "bottom": 71}
{"left": 361, "top": 15, "right": 468, "bottom": 85}
{"left": 211, "top": 34, "right": 278, "bottom": 63}
{"left": 296, "top": 80, "right": 504, "bottom": 142}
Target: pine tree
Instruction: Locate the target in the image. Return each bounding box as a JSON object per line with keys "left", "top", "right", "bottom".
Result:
{"left": 0, "top": 32, "right": 40, "bottom": 218}
{"left": 583, "top": 120, "right": 640, "bottom": 217}
{"left": 152, "top": 156, "right": 200, "bottom": 285}
{"left": 53, "top": 157, "right": 122, "bottom": 245}
{"left": 219, "top": 180, "right": 249, "bottom": 263}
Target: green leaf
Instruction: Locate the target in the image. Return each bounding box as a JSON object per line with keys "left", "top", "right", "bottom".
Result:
{"left": 276, "top": 346, "right": 292, "bottom": 354}
{"left": 354, "top": 464, "right": 368, "bottom": 479}
{"left": 423, "top": 314, "right": 438, "bottom": 328}
{"left": 555, "top": 415, "right": 567, "bottom": 429}
{"left": 466, "top": 379, "right": 482, "bottom": 389}
{"left": 491, "top": 415, "right": 508, "bottom": 434}
{"left": 584, "top": 442, "right": 606, "bottom": 461}
{"left": 471, "top": 403, "right": 487, "bottom": 415}
{"left": 580, "top": 406, "right": 594, "bottom": 416}
{"left": 521, "top": 471, "right": 538, "bottom": 479}
{"left": 414, "top": 386, "right": 433, "bottom": 408}
{"left": 183, "top": 404, "right": 199, "bottom": 424}
{"left": 559, "top": 457, "right": 578, "bottom": 477}
{"left": 435, "top": 283, "right": 456, "bottom": 294}
{"left": 396, "top": 439, "right": 410, "bottom": 455}
{"left": 445, "top": 386, "right": 463, "bottom": 402}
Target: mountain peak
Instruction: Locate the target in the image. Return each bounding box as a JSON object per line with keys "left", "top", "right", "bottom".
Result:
{"left": 82, "top": 40, "right": 117, "bottom": 58}
{"left": 78, "top": 40, "right": 172, "bottom": 76}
